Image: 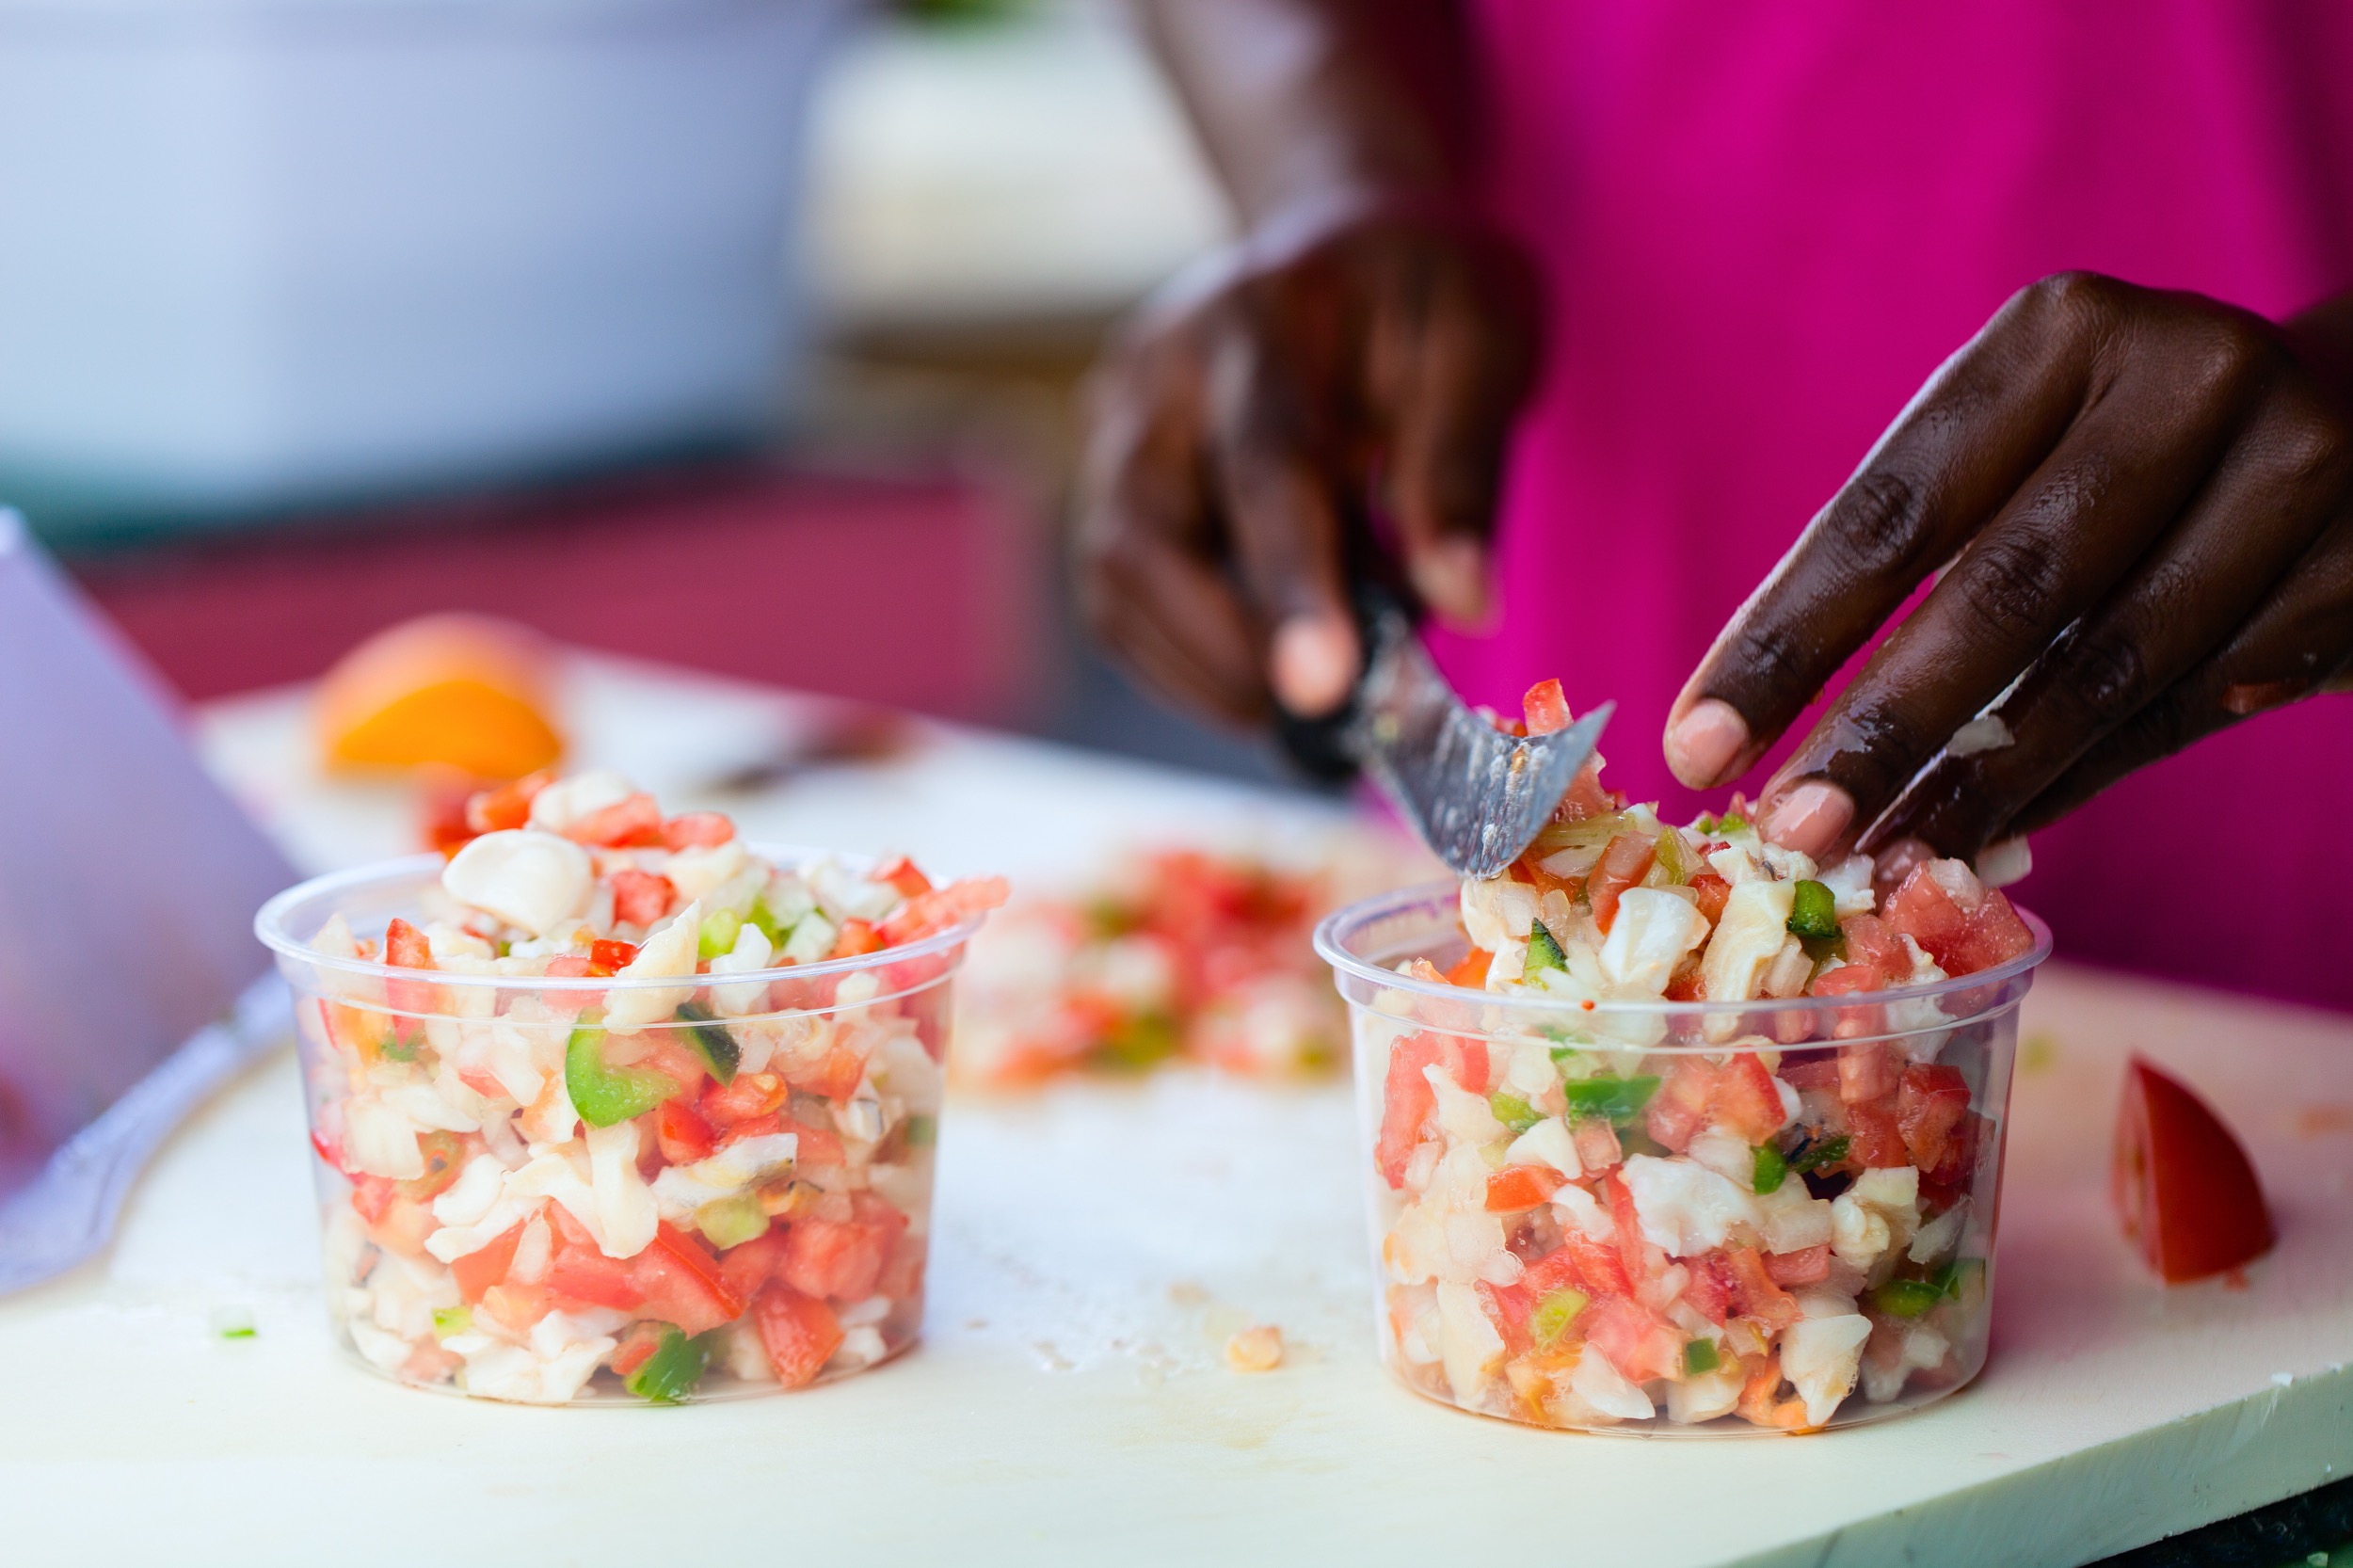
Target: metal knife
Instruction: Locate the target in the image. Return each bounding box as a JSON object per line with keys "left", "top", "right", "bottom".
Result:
{"left": 1275, "top": 590, "right": 1612, "bottom": 879}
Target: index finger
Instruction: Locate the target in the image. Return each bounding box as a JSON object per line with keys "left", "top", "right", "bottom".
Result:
{"left": 1663, "top": 278, "right": 2106, "bottom": 789}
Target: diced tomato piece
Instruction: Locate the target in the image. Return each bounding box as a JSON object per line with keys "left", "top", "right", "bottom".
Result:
{"left": 702, "top": 1070, "right": 789, "bottom": 1127}
{"left": 1840, "top": 913, "right": 1911, "bottom": 980}
{"left": 661, "top": 811, "right": 736, "bottom": 850}
{"left": 399, "top": 1129, "right": 469, "bottom": 1203}
{"left": 1712, "top": 1053, "right": 1786, "bottom": 1144}
{"left": 1838, "top": 1043, "right": 1900, "bottom": 1105}
{"left": 1897, "top": 1064, "right": 1972, "bottom": 1172}
{"left": 1518, "top": 1245, "right": 1585, "bottom": 1300}
{"left": 466, "top": 771, "right": 553, "bottom": 835}
{"left": 632, "top": 1034, "right": 706, "bottom": 1098}
{"left": 1478, "top": 1280, "right": 1536, "bottom": 1357}
{"left": 876, "top": 875, "right": 1011, "bottom": 946}
{"left": 1810, "top": 964, "right": 1888, "bottom": 1039}
{"left": 1603, "top": 1170, "right": 1650, "bottom": 1285}
{"left": 1689, "top": 872, "right": 1732, "bottom": 926}
{"left": 1584, "top": 1295, "right": 1679, "bottom": 1382}
{"left": 2114, "top": 1055, "right": 2275, "bottom": 1284}
{"left": 718, "top": 1228, "right": 794, "bottom": 1303}
{"left": 480, "top": 1283, "right": 552, "bottom": 1332}
{"left": 1646, "top": 1056, "right": 1718, "bottom": 1153}
{"left": 1948, "top": 888, "right": 2036, "bottom": 974}
{"left": 447, "top": 1214, "right": 527, "bottom": 1299}
{"left": 1683, "top": 1253, "right": 1733, "bottom": 1324}
{"left": 1521, "top": 679, "right": 1573, "bottom": 736}
{"left": 871, "top": 854, "right": 933, "bottom": 900}
{"left": 718, "top": 1112, "right": 786, "bottom": 1146}
{"left": 1374, "top": 1032, "right": 1490, "bottom": 1187}
{"left": 587, "top": 937, "right": 639, "bottom": 978}
{"left": 382, "top": 918, "right": 438, "bottom": 1019}
{"left": 792, "top": 1118, "right": 847, "bottom": 1167}
{"left": 788, "top": 1046, "right": 867, "bottom": 1103}
{"left": 1485, "top": 1165, "right": 1568, "bottom": 1212}
{"left": 547, "top": 1201, "right": 600, "bottom": 1252}
{"left": 753, "top": 1281, "right": 844, "bottom": 1388}
{"left": 1587, "top": 833, "right": 1658, "bottom": 935}
{"left": 563, "top": 792, "right": 664, "bottom": 849}
{"left": 610, "top": 1321, "right": 669, "bottom": 1379}
{"left": 829, "top": 919, "right": 885, "bottom": 959}
{"left": 782, "top": 1216, "right": 887, "bottom": 1303}
{"left": 1844, "top": 1097, "right": 1909, "bottom": 1168}
{"left": 1926, "top": 1110, "right": 1987, "bottom": 1188}
{"left": 1763, "top": 1244, "right": 1832, "bottom": 1288}
{"left": 544, "top": 953, "right": 594, "bottom": 980}
{"left": 1884, "top": 863, "right": 1969, "bottom": 966}
{"left": 349, "top": 1175, "right": 397, "bottom": 1224}
{"left": 629, "top": 1223, "right": 744, "bottom": 1336}
{"left": 1445, "top": 947, "right": 1493, "bottom": 989}
{"left": 1725, "top": 1244, "right": 1801, "bottom": 1332}
{"left": 609, "top": 871, "right": 676, "bottom": 930}
{"left": 1779, "top": 1051, "right": 1842, "bottom": 1093}
{"left": 546, "top": 1243, "right": 643, "bottom": 1312}
{"left": 656, "top": 1098, "right": 717, "bottom": 1165}
{"left": 1558, "top": 1225, "right": 1634, "bottom": 1300}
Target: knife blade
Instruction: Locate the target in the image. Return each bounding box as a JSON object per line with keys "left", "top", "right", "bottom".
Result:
{"left": 1277, "top": 593, "right": 1612, "bottom": 879}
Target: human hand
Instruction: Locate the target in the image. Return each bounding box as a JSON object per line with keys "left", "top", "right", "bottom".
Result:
{"left": 1663, "top": 272, "right": 2353, "bottom": 862}
{"left": 1074, "top": 204, "right": 1543, "bottom": 727}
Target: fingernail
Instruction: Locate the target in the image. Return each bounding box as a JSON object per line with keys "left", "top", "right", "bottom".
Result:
{"left": 1272, "top": 613, "right": 1359, "bottom": 717}
{"left": 1664, "top": 699, "right": 1748, "bottom": 788}
{"left": 1410, "top": 538, "right": 1490, "bottom": 628}
{"left": 1762, "top": 780, "right": 1854, "bottom": 857}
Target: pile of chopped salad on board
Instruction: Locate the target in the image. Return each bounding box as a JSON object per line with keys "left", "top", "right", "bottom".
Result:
{"left": 1367, "top": 680, "right": 2040, "bottom": 1431}
{"left": 955, "top": 847, "right": 1349, "bottom": 1083}
{"left": 296, "top": 769, "right": 1003, "bottom": 1403}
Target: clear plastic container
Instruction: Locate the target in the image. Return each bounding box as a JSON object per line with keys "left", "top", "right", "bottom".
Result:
{"left": 255, "top": 849, "right": 977, "bottom": 1406}
{"left": 1314, "top": 882, "right": 2051, "bottom": 1434}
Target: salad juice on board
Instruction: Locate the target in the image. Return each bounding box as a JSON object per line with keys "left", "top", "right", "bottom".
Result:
{"left": 257, "top": 770, "right": 1003, "bottom": 1405}
{"left": 1320, "top": 682, "right": 2048, "bottom": 1433}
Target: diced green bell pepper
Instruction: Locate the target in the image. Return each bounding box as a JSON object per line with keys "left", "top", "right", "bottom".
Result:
{"left": 1530, "top": 1288, "right": 1589, "bottom": 1348}
{"left": 697, "top": 909, "right": 744, "bottom": 961}
{"left": 1489, "top": 1092, "right": 1543, "bottom": 1136}
{"left": 1785, "top": 1133, "right": 1849, "bottom": 1174}
{"left": 1524, "top": 921, "right": 1568, "bottom": 977}
{"left": 1683, "top": 1337, "right": 1721, "bottom": 1375}
{"left": 432, "top": 1305, "right": 472, "bottom": 1340}
{"left": 1561, "top": 1074, "right": 1660, "bottom": 1127}
{"left": 674, "top": 1000, "right": 741, "bottom": 1085}
{"left": 1695, "top": 810, "right": 1748, "bottom": 837}
{"left": 623, "top": 1325, "right": 714, "bottom": 1404}
{"left": 1787, "top": 879, "right": 1840, "bottom": 938}
{"left": 745, "top": 905, "right": 789, "bottom": 950}
{"left": 566, "top": 1017, "right": 680, "bottom": 1128}
{"left": 1753, "top": 1142, "right": 1787, "bottom": 1194}
{"left": 1868, "top": 1278, "right": 1946, "bottom": 1320}
{"left": 1648, "top": 828, "right": 1690, "bottom": 887}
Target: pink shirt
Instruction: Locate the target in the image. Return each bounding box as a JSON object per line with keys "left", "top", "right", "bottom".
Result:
{"left": 1433, "top": 0, "right": 2353, "bottom": 1006}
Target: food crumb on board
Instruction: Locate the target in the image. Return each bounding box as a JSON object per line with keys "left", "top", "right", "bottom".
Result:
{"left": 1225, "top": 1325, "right": 1283, "bottom": 1373}
{"left": 1168, "top": 1281, "right": 1210, "bottom": 1307}
{"left": 211, "top": 1305, "right": 256, "bottom": 1340}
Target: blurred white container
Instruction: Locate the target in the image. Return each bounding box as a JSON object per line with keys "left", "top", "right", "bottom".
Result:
{"left": 0, "top": 0, "right": 848, "bottom": 536}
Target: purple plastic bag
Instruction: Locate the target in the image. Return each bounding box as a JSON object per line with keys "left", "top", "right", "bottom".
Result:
{"left": 0, "top": 509, "right": 296, "bottom": 1288}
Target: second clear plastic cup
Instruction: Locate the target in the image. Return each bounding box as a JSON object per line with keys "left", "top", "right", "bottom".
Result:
{"left": 256, "top": 849, "right": 978, "bottom": 1406}
{"left": 1316, "top": 883, "right": 2050, "bottom": 1434}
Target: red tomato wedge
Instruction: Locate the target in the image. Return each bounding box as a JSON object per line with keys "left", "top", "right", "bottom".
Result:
{"left": 753, "top": 1281, "right": 844, "bottom": 1387}
{"left": 451, "top": 1221, "right": 528, "bottom": 1304}
{"left": 1521, "top": 679, "right": 1572, "bottom": 735}
{"left": 2114, "top": 1055, "right": 2275, "bottom": 1284}
{"left": 630, "top": 1223, "right": 744, "bottom": 1336}
{"left": 608, "top": 870, "right": 675, "bottom": 930}
{"left": 1484, "top": 1165, "right": 1567, "bottom": 1212}
{"left": 1586, "top": 833, "right": 1658, "bottom": 935}
{"left": 1375, "top": 1032, "right": 1491, "bottom": 1188}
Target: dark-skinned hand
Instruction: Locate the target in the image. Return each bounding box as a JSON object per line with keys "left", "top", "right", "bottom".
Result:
{"left": 1665, "top": 271, "right": 2353, "bottom": 866}
{"left": 1073, "top": 204, "right": 1543, "bottom": 728}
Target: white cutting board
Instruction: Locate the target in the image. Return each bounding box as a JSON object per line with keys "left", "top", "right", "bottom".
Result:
{"left": 0, "top": 659, "right": 2345, "bottom": 1568}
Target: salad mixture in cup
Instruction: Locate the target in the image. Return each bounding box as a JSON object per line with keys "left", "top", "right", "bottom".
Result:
{"left": 1317, "top": 682, "right": 2049, "bottom": 1434}
{"left": 256, "top": 770, "right": 1004, "bottom": 1405}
